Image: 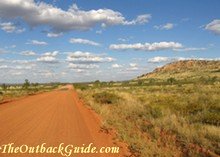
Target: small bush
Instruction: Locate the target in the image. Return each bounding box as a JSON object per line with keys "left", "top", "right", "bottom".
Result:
{"left": 93, "top": 92, "right": 121, "bottom": 104}
{"left": 73, "top": 84, "right": 89, "bottom": 90}
{"left": 196, "top": 111, "right": 220, "bottom": 126}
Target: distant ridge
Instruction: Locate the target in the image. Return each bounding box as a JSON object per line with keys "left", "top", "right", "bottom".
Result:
{"left": 137, "top": 60, "right": 220, "bottom": 80}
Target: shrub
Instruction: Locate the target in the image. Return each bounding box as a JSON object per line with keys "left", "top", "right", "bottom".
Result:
{"left": 167, "top": 77, "right": 176, "bottom": 84}
{"left": 92, "top": 92, "right": 122, "bottom": 104}
{"left": 1, "top": 84, "right": 7, "bottom": 90}
{"left": 149, "top": 106, "right": 162, "bottom": 118}
{"left": 23, "top": 79, "right": 30, "bottom": 90}
{"left": 73, "top": 84, "right": 89, "bottom": 90}
{"left": 197, "top": 111, "right": 220, "bottom": 126}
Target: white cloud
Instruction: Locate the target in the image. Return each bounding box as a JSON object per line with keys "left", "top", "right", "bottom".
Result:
{"left": 0, "top": 64, "right": 33, "bottom": 70}
{"left": 16, "top": 28, "right": 25, "bottom": 33}
{"left": 43, "top": 51, "right": 59, "bottom": 57}
{"left": 0, "top": 1, "right": 150, "bottom": 32}
{"left": 13, "top": 65, "right": 32, "bottom": 70}
{"left": 96, "top": 30, "right": 102, "bottom": 34}
{"left": 147, "top": 56, "right": 220, "bottom": 63}
{"left": 47, "top": 32, "right": 63, "bottom": 38}
{"left": 124, "top": 14, "right": 151, "bottom": 25}
{"left": 0, "top": 22, "right": 15, "bottom": 32}
{"left": 68, "top": 63, "right": 99, "bottom": 69}
{"left": 148, "top": 56, "right": 169, "bottom": 63}
{"left": 37, "top": 51, "right": 59, "bottom": 63}
{"left": 118, "top": 38, "right": 127, "bottom": 42}
{"left": 69, "top": 38, "right": 100, "bottom": 46}
{"left": 0, "top": 48, "right": 8, "bottom": 54}
{"left": 66, "top": 51, "right": 115, "bottom": 64}
{"left": 110, "top": 42, "right": 183, "bottom": 51}
{"left": 11, "top": 72, "right": 23, "bottom": 76}
{"left": 37, "top": 56, "right": 57, "bottom": 63}
{"left": 36, "top": 70, "right": 55, "bottom": 78}
{"left": 127, "top": 63, "right": 138, "bottom": 71}
{"left": 174, "top": 47, "right": 206, "bottom": 52}
{"left": 176, "top": 57, "right": 220, "bottom": 61}
{"left": 154, "top": 23, "right": 174, "bottom": 30}
{"left": 75, "top": 69, "right": 85, "bottom": 73}
{"left": 205, "top": 19, "right": 220, "bottom": 35}
{"left": 0, "top": 65, "right": 8, "bottom": 69}
{"left": 112, "top": 64, "right": 123, "bottom": 68}
{"left": 129, "top": 63, "right": 138, "bottom": 67}
{"left": 11, "top": 45, "right": 16, "bottom": 48}
{"left": 27, "top": 40, "right": 48, "bottom": 46}
{"left": 21, "top": 50, "right": 36, "bottom": 56}
{"left": 0, "top": 22, "right": 25, "bottom": 33}
{"left": 11, "top": 60, "right": 32, "bottom": 64}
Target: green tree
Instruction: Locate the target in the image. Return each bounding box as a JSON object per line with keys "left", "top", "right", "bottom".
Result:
{"left": 94, "top": 80, "right": 100, "bottom": 87}
{"left": 167, "top": 77, "right": 176, "bottom": 84}
{"left": 94, "top": 80, "right": 100, "bottom": 84}
{"left": 23, "top": 79, "right": 30, "bottom": 90}
{"left": 138, "top": 80, "right": 144, "bottom": 86}
{"left": 2, "top": 83, "right": 7, "bottom": 91}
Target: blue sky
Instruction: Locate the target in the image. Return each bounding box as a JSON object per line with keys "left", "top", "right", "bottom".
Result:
{"left": 0, "top": 0, "right": 219, "bottom": 83}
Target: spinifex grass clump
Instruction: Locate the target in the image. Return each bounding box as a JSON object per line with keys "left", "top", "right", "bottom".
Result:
{"left": 92, "top": 92, "right": 122, "bottom": 104}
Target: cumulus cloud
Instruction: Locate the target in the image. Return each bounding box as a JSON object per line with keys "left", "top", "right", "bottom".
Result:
{"left": 112, "top": 64, "right": 123, "bottom": 68}
{"left": 11, "top": 60, "right": 33, "bottom": 64}
{"left": 69, "top": 38, "right": 100, "bottom": 46}
{"left": 129, "top": 63, "right": 138, "bottom": 67}
{"left": 174, "top": 47, "right": 206, "bottom": 52}
{"left": 11, "top": 45, "right": 16, "bottom": 48}
{"left": 0, "top": 22, "right": 15, "bottom": 32}
{"left": 66, "top": 51, "right": 115, "bottom": 64}
{"left": 37, "top": 56, "right": 57, "bottom": 63}
{"left": 117, "top": 36, "right": 133, "bottom": 42}
{"left": 11, "top": 72, "right": 23, "bottom": 76}
{"left": 109, "top": 42, "right": 183, "bottom": 51}
{"left": 96, "top": 30, "right": 102, "bottom": 34}
{"left": 27, "top": 40, "right": 48, "bottom": 46}
{"left": 47, "top": 32, "right": 63, "bottom": 38}
{"left": 123, "top": 14, "right": 151, "bottom": 25}
{"left": 37, "top": 51, "right": 59, "bottom": 63}
{"left": 68, "top": 63, "right": 99, "bottom": 69}
{"left": 0, "top": 64, "right": 33, "bottom": 70}
{"left": 148, "top": 56, "right": 170, "bottom": 63}
{"left": 43, "top": 51, "right": 58, "bottom": 57}
{"left": 147, "top": 56, "right": 220, "bottom": 63}
{"left": 118, "top": 38, "right": 128, "bottom": 42}
{"left": 0, "top": 22, "right": 25, "bottom": 33}
{"left": 0, "top": 48, "right": 8, "bottom": 54}
{"left": 128, "top": 63, "right": 138, "bottom": 71}
{"left": 0, "top": 65, "right": 9, "bottom": 69}
{"left": 205, "top": 19, "right": 220, "bottom": 35}
{"left": 13, "top": 65, "right": 33, "bottom": 70}
{"left": 154, "top": 23, "right": 174, "bottom": 30}
{"left": 0, "top": 1, "right": 150, "bottom": 32}
{"left": 35, "top": 70, "right": 55, "bottom": 78}
{"left": 21, "top": 50, "right": 36, "bottom": 56}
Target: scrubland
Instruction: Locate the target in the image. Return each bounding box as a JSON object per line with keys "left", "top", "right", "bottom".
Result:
{"left": 74, "top": 60, "right": 220, "bottom": 157}
{"left": 0, "top": 81, "right": 60, "bottom": 103}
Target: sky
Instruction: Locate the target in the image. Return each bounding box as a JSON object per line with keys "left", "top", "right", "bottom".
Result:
{"left": 0, "top": 0, "right": 220, "bottom": 83}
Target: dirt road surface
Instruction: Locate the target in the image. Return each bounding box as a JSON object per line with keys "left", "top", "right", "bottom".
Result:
{"left": 0, "top": 85, "right": 128, "bottom": 157}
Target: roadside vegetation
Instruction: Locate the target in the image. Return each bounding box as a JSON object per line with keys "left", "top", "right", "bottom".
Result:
{"left": 74, "top": 60, "right": 220, "bottom": 157}
{"left": 0, "top": 79, "right": 60, "bottom": 103}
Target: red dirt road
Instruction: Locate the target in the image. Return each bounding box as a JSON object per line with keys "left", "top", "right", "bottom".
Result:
{"left": 0, "top": 86, "right": 128, "bottom": 157}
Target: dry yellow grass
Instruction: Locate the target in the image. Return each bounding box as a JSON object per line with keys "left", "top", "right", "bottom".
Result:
{"left": 77, "top": 83, "right": 220, "bottom": 157}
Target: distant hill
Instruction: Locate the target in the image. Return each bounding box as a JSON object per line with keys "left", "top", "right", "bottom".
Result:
{"left": 137, "top": 60, "right": 220, "bottom": 80}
